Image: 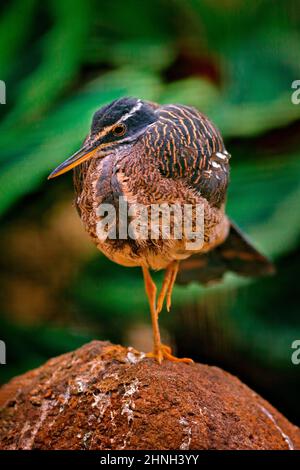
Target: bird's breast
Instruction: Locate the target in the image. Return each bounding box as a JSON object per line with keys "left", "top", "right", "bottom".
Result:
{"left": 74, "top": 153, "right": 148, "bottom": 267}
{"left": 73, "top": 151, "right": 229, "bottom": 270}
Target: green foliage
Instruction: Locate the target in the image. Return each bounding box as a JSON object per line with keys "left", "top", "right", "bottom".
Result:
{"left": 0, "top": 0, "right": 37, "bottom": 79}
{"left": 2, "top": 0, "right": 90, "bottom": 126}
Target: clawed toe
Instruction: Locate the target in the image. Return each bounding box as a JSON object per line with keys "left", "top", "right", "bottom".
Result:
{"left": 146, "top": 344, "right": 193, "bottom": 364}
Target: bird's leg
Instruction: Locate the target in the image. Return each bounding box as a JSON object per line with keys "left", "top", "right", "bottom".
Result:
{"left": 142, "top": 266, "right": 162, "bottom": 363}
{"left": 157, "top": 261, "right": 179, "bottom": 315}
{"left": 142, "top": 265, "right": 193, "bottom": 364}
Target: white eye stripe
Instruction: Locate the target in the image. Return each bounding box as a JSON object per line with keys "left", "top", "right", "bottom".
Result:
{"left": 119, "top": 99, "right": 143, "bottom": 123}
{"left": 90, "top": 100, "right": 144, "bottom": 143}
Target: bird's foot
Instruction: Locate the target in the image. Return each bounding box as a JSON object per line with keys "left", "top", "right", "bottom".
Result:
{"left": 146, "top": 344, "right": 193, "bottom": 364}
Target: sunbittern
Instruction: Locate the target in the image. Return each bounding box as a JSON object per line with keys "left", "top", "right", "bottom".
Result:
{"left": 49, "top": 97, "right": 274, "bottom": 363}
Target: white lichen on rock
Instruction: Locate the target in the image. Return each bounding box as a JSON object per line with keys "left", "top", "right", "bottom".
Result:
{"left": 121, "top": 378, "right": 139, "bottom": 424}
{"left": 258, "top": 404, "right": 294, "bottom": 450}
{"left": 179, "top": 417, "right": 192, "bottom": 450}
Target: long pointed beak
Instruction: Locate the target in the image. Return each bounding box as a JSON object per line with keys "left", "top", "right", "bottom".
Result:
{"left": 48, "top": 144, "right": 98, "bottom": 179}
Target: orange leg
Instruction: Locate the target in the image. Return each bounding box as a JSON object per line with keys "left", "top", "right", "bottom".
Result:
{"left": 142, "top": 265, "right": 193, "bottom": 364}
{"left": 157, "top": 261, "right": 179, "bottom": 314}
{"left": 142, "top": 266, "right": 162, "bottom": 362}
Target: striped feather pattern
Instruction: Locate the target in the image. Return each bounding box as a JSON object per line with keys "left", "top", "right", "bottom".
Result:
{"left": 143, "top": 104, "right": 230, "bottom": 207}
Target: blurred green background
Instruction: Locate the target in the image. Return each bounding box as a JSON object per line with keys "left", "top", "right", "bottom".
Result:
{"left": 0, "top": 0, "right": 300, "bottom": 425}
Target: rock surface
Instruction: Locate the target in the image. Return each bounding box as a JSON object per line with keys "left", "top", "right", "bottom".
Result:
{"left": 0, "top": 340, "right": 299, "bottom": 450}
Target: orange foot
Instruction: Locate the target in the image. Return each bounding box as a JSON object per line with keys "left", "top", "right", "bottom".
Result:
{"left": 146, "top": 344, "right": 193, "bottom": 364}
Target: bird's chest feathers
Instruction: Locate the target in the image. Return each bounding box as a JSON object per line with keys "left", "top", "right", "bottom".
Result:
{"left": 76, "top": 152, "right": 228, "bottom": 269}
{"left": 77, "top": 154, "right": 137, "bottom": 242}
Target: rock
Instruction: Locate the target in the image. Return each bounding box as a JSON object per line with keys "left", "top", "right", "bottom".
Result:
{"left": 0, "top": 340, "right": 299, "bottom": 450}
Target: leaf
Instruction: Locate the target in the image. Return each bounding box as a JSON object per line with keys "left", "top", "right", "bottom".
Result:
{"left": 210, "top": 96, "right": 300, "bottom": 138}
{"left": 0, "top": 0, "right": 37, "bottom": 79}
{"left": 160, "top": 77, "right": 220, "bottom": 110}
{"left": 1, "top": 0, "right": 91, "bottom": 127}
{"left": 109, "top": 39, "right": 175, "bottom": 72}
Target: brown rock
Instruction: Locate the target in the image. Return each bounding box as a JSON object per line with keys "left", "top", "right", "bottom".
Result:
{"left": 0, "top": 340, "right": 299, "bottom": 450}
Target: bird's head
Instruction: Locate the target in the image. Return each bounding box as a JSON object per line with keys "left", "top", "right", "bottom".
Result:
{"left": 48, "top": 97, "right": 157, "bottom": 179}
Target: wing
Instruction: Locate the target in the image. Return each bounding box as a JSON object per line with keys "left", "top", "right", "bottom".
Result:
{"left": 151, "top": 104, "right": 231, "bottom": 208}
{"left": 177, "top": 221, "right": 275, "bottom": 285}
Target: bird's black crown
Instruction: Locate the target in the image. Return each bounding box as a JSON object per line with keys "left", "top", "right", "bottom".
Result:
{"left": 91, "top": 97, "right": 157, "bottom": 141}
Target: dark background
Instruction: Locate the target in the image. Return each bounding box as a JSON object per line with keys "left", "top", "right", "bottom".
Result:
{"left": 0, "top": 0, "right": 300, "bottom": 425}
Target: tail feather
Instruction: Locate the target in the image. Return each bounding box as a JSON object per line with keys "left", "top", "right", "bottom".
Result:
{"left": 177, "top": 221, "right": 275, "bottom": 285}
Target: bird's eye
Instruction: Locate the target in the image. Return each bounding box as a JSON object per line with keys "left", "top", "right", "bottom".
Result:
{"left": 113, "top": 124, "right": 126, "bottom": 137}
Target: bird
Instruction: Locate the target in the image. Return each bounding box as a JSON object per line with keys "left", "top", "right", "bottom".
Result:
{"left": 48, "top": 97, "right": 274, "bottom": 363}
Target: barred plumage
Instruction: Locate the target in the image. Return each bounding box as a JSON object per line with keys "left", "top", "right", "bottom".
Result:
{"left": 143, "top": 104, "right": 230, "bottom": 207}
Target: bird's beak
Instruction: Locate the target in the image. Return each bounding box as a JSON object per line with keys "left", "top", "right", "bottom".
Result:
{"left": 48, "top": 144, "right": 98, "bottom": 179}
